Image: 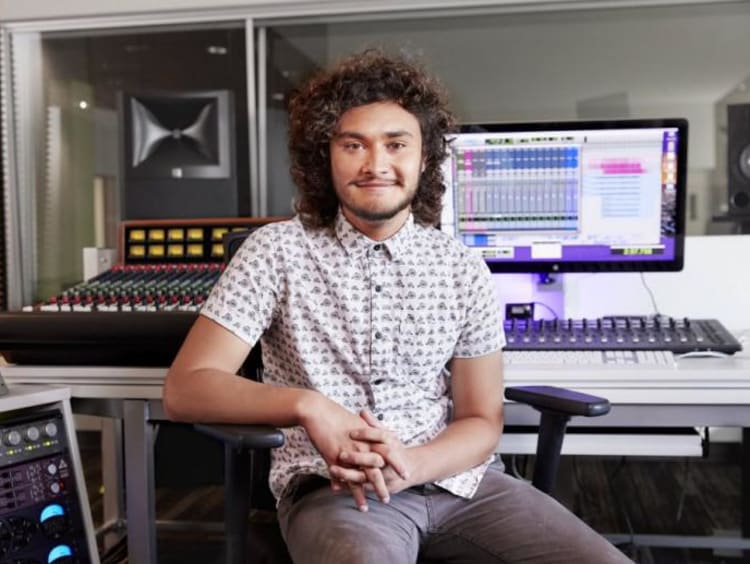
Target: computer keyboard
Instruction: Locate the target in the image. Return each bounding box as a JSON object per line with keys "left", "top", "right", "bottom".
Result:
{"left": 504, "top": 349, "right": 676, "bottom": 367}
{"left": 503, "top": 316, "right": 742, "bottom": 355}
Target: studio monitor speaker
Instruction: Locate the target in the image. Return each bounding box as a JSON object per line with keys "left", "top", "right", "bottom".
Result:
{"left": 727, "top": 103, "right": 750, "bottom": 216}
{"left": 119, "top": 90, "right": 237, "bottom": 220}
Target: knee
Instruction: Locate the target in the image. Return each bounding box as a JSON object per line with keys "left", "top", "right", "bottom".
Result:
{"left": 287, "top": 517, "right": 415, "bottom": 564}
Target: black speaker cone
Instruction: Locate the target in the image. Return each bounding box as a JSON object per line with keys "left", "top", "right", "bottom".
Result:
{"left": 731, "top": 190, "right": 750, "bottom": 210}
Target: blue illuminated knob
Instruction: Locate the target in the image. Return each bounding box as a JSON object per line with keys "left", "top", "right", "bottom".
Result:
{"left": 47, "top": 543, "right": 74, "bottom": 563}
{"left": 40, "top": 504, "right": 69, "bottom": 539}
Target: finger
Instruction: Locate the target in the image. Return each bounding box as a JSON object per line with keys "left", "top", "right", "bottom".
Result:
{"left": 350, "top": 427, "right": 388, "bottom": 443}
{"left": 360, "top": 409, "right": 386, "bottom": 429}
{"left": 329, "top": 464, "right": 368, "bottom": 484}
{"left": 349, "top": 482, "right": 369, "bottom": 512}
{"left": 365, "top": 466, "right": 390, "bottom": 504}
{"left": 340, "top": 449, "right": 385, "bottom": 468}
{"left": 330, "top": 479, "right": 343, "bottom": 492}
{"left": 370, "top": 444, "right": 410, "bottom": 482}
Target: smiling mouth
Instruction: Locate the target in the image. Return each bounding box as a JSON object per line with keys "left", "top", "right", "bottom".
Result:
{"left": 353, "top": 180, "right": 400, "bottom": 188}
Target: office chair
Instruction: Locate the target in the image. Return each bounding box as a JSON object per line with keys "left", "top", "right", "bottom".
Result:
{"left": 194, "top": 229, "right": 612, "bottom": 563}
{"left": 195, "top": 350, "right": 611, "bottom": 564}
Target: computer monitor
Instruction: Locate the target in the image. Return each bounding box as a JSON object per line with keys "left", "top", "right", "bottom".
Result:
{"left": 440, "top": 118, "right": 688, "bottom": 273}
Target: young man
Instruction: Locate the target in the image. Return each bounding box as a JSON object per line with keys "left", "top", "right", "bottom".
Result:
{"left": 163, "top": 50, "right": 629, "bottom": 563}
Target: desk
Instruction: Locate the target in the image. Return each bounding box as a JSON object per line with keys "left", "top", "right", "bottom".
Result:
{"left": 3, "top": 352, "right": 750, "bottom": 563}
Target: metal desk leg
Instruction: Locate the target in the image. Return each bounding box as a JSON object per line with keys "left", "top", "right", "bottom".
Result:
{"left": 100, "top": 417, "right": 125, "bottom": 549}
{"left": 123, "top": 399, "right": 157, "bottom": 564}
{"left": 743, "top": 427, "right": 750, "bottom": 559}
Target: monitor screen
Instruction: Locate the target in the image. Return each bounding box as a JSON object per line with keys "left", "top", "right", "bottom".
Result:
{"left": 440, "top": 118, "right": 687, "bottom": 273}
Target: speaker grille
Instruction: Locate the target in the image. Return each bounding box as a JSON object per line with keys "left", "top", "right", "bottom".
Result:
{"left": 727, "top": 104, "right": 750, "bottom": 215}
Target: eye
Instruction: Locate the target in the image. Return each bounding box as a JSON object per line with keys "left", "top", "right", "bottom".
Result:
{"left": 387, "top": 141, "right": 407, "bottom": 151}
{"left": 342, "top": 141, "right": 364, "bottom": 151}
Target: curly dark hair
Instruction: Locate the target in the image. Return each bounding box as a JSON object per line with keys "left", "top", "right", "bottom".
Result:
{"left": 288, "top": 49, "right": 457, "bottom": 229}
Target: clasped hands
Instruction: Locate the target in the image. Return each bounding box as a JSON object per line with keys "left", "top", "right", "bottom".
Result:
{"left": 316, "top": 407, "right": 415, "bottom": 512}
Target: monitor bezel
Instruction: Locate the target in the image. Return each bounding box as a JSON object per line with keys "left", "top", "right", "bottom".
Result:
{"left": 444, "top": 117, "right": 688, "bottom": 274}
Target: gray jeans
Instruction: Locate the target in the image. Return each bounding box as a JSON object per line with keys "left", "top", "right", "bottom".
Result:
{"left": 277, "top": 463, "right": 631, "bottom": 564}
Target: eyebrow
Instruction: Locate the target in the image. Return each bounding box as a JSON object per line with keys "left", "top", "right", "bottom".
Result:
{"left": 334, "top": 130, "right": 415, "bottom": 140}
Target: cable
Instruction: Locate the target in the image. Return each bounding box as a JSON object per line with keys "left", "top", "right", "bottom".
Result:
{"left": 638, "top": 272, "right": 661, "bottom": 317}
{"left": 532, "top": 301, "right": 560, "bottom": 319}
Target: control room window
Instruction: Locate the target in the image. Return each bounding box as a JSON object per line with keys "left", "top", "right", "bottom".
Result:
{"left": 8, "top": 24, "right": 248, "bottom": 304}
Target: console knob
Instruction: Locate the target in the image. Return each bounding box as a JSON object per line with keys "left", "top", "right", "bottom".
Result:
{"left": 44, "top": 423, "right": 59, "bottom": 438}
{"left": 47, "top": 544, "right": 74, "bottom": 563}
{"left": 5, "top": 431, "right": 21, "bottom": 447}
{"left": 25, "top": 427, "right": 40, "bottom": 442}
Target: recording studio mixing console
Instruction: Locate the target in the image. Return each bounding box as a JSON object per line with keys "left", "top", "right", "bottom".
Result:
{"left": 503, "top": 316, "right": 743, "bottom": 355}
{"left": 0, "top": 218, "right": 283, "bottom": 365}
{"left": 24, "top": 218, "right": 281, "bottom": 314}
{"left": 34, "top": 263, "right": 222, "bottom": 313}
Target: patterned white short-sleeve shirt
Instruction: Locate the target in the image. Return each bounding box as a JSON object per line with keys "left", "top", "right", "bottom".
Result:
{"left": 201, "top": 212, "right": 505, "bottom": 500}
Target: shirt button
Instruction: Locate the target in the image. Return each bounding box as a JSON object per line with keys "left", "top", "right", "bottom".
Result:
{"left": 374, "top": 285, "right": 382, "bottom": 292}
{"left": 374, "top": 331, "right": 382, "bottom": 339}
{"left": 377, "top": 413, "right": 385, "bottom": 421}
{"left": 373, "top": 244, "right": 382, "bottom": 251}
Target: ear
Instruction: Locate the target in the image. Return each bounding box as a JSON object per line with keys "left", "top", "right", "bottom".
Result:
{"left": 421, "top": 157, "right": 427, "bottom": 174}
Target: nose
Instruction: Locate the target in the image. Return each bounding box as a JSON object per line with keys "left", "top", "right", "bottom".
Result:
{"left": 362, "top": 145, "right": 389, "bottom": 176}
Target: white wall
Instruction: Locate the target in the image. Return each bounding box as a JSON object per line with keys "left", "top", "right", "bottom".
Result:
{"left": 492, "top": 235, "right": 750, "bottom": 331}
{"left": 0, "top": 0, "right": 296, "bottom": 21}
{"left": 0, "top": 0, "right": 646, "bottom": 24}
{"left": 565, "top": 235, "right": 750, "bottom": 331}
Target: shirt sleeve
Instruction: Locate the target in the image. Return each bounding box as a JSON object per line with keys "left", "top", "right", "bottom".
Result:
{"left": 452, "top": 251, "right": 506, "bottom": 358}
{"left": 200, "top": 226, "right": 282, "bottom": 346}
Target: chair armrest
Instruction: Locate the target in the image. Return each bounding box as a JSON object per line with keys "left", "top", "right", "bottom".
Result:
{"left": 505, "top": 385, "right": 610, "bottom": 418}
{"left": 194, "top": 423, "right": 285, "bottom": 450}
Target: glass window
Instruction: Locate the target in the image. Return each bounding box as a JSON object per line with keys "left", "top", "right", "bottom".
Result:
{"left": 9, "top": 23, "right": 248, "bottom": 303}
{"left": 261, "top": 2, "right": 750, "bottom": 235}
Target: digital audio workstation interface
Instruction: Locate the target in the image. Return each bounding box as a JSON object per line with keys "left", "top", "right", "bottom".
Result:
{"left": 441, "top": 120, "right": 685, "bottom": 273}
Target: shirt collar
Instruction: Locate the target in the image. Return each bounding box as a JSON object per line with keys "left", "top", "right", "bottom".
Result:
{"left": 334, "top": 210, "right": 414, "bottom": 261}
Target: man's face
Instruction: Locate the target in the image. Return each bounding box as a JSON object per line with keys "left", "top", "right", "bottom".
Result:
{"left": 329, "top": 101, "right": 424, "bottom": 237}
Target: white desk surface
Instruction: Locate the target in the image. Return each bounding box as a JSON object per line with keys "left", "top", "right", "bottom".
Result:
{"left": 0, "top": 384, "right": 70, "bottom": 410}
{"left": 2, "top": 349, "right": 750, "bottom": 405}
